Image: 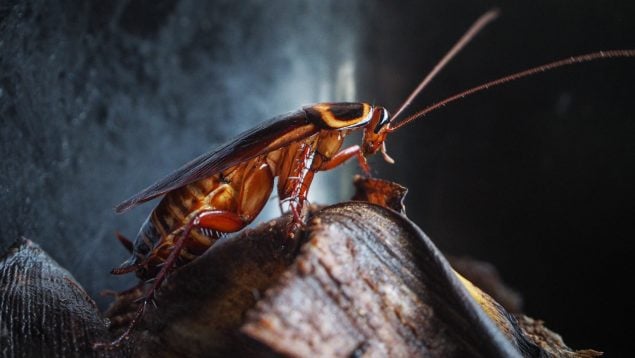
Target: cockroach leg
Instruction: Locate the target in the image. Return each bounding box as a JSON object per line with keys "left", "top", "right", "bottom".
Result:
{"left": 319, "top": 145, "right": 370, "bottom": 175}
{"left": 100, "top": 280, "right": 144, "bottom": 298}
{"left": 110, "top": 263, "right": 143, "bottom": 275}
{"left": 290, "top": 200, "right": 304, "bottom": 225}
{"left": 97, "top": 210, "right": 245, "bottom": 349}
{"left": 143, "top": 210, "right": 244, "bottom": 303}
{"left": 115, "top": 232, "right": 134, "bottom": 253}
{"left": 93, "top": 302, "right": 147, "bottom": 349}
{"left": 195, "top": 210, "right": 245, "bottom": 232}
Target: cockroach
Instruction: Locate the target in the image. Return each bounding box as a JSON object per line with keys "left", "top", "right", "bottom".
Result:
{"left": 97, "top": 10, "right": 635, "bottom": 348}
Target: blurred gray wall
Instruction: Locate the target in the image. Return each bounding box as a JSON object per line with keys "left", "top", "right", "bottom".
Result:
{"left": 1, "top": 0, "right": 365, "bottom": 296}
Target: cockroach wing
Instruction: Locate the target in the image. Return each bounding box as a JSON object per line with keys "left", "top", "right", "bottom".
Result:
{"left": 115, "top": 110, "right": 316, "bottom": 213}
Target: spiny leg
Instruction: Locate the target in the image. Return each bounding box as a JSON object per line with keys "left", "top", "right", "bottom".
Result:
{"left": 98, "top": 232, "right": 145, "bottom": 325}
{"left": 285, "top": 145, "right": 371, "bottom": 236}
{"left": 289, "top": 145, "right": 371, "bottom": 224}
{"left": 109, "top": 232, "right": 143, "bottom": 275}
{"left": 290, "top": 144, "right": 371, "bottom": 220}
{"left": 94, "top": 210, "right": 245, "bottom": 349}
{"left": 284, "top": 145, "right": 370, "bottom": 232}
{"left": 286, "top": 168, "right": 315, "bottom": 230}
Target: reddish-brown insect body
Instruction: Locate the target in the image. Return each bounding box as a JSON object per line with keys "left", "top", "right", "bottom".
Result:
{"left": 112, "top": 102, "right": 389, "bottom": 281}
{"left": 97, "top": 9, "right": 635, "bottom": 348}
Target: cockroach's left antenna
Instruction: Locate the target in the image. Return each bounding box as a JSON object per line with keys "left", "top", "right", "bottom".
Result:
{"left": 388, "top": 9, "right": 500, "bottom": 125}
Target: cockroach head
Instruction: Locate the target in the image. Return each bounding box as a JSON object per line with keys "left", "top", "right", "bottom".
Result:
{"left": 362, "top": 106, "right": 394, "bottom": 163}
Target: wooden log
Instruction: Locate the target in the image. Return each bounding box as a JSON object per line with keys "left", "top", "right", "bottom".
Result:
{"left": 0, "top": 238, "right": 121, "bottom": 358}
{"left": 1, "top": 178, "right": 600, "bottom": 357}
{"left": 122, "top": 200, "right": 594, "bottom": 357}
{"left": 240, "top": 202, "right": 519, "bottom": 357}
{"left": 116, "top": 202, "right": 517, "bottom": 356}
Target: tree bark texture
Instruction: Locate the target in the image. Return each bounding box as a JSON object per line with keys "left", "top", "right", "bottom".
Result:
{"left": 0, "top": 179, "right": 600, "bottom": 357}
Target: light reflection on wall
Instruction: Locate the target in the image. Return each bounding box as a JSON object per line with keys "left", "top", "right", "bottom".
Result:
{"left": 0, "top": 0, "right": 368, "bottom": 303}
{"left": 258, "top": 45, "right": 360, "bottom": 224}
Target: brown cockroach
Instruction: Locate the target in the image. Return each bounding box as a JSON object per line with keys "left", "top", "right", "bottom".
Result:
{"left": 98, "top": 10, "right": 635, "bottom": 348}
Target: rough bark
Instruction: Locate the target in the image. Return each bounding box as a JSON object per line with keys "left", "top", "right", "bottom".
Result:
{"left": 0, "top": 238, "right": 121, "bottom": 357}
{"left": 0, "top": 179, "right": 601, "bottom": 357}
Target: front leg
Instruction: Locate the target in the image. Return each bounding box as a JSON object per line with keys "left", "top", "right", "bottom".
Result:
{"left": 318, "top": 144, "right": 370, "bottom": 175}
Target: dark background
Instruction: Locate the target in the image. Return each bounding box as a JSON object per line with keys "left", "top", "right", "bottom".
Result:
{"left": 1, "top": 0, "right": 633, "bottom": 356}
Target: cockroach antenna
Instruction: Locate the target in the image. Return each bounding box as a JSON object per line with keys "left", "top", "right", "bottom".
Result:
{"left": 388, "top": 9, "right": 500, "bottom": 125}
{"left": 389, "top": 49, "right": 635, "bottom": 131}
{"left": 387, "top": 9, "right": 635, "bottom": 132}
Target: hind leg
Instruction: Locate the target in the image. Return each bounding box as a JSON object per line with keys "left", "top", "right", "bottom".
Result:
{"left": 94, "top": 210, "right": 245, "bottom": 349}
{"left": 108, "top": 232, "right": 144, "bottom": 275}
